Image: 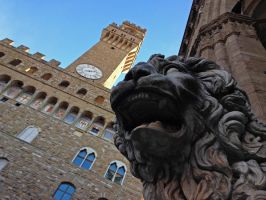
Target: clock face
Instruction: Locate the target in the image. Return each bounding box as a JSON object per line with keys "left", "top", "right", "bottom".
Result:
{"left": 76, "top": 64, "right": 103, "bottom": 80}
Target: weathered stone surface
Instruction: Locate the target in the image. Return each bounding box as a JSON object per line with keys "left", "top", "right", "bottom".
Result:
{"left": 111, "top": 54, "right": 266, "bottom": 200}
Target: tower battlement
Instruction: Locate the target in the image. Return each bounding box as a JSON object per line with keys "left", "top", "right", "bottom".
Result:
{"left": 0, "top": 38, "right": 61, "bottom": 67}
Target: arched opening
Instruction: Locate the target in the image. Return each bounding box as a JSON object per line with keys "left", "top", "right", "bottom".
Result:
{"left": 16, "top": 85, "right": 36, "bottom": 104}
{"left": 30, "top": 92, "right": 47, "bottom": 109}
{"left": 64, "top": 106, "right": 79, "bottom": 124}
{"left": 41, "top": 73, "right": 52, "bottom": 80}
{"left": 76, "top": 88, "right": 87, "bottom": 96}
{"left": 42, "top": 96, "right": 57, "bottom": 114}
{"left": 103, "top": 122, "right": 115, "bottom": 141}
{"left": 94, "top": 96, "right": 105, "bottom": 104}
{"left": 54, "top": 101, "right": 69, "bottom": 119}
{"left": 253, "top": 1, "right": 266, "bottom": 50}
{"left": 25, "top": 67, "right": 38, "bottom": 74}
{"left": 58, "top": 80, "right": 70, "bottom": 88}
{"left": 3, "top": 80, "right": 23, "bottom": 98}
{"left": 75, "top": 111, "right": 93, "bottom": 130}
{"left": 0, "top": 74, "right": 11, "bottom": 92}
{"left": 89, "top": 116, "right": 105, "bottom": 135}
{"left": 53, "top": 182, "right": 76, "bottom": 200}
{"left": 9, "top": 59, "right": 22, "bottom": 66}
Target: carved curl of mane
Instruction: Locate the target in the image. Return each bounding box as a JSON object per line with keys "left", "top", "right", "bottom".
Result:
{"left": 111, "top": 55, "right": 266, "bottom": 200}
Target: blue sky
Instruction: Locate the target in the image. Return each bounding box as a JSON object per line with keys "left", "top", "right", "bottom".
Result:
{"left": 0, "top": 0, "right": 192, "bottom": 83}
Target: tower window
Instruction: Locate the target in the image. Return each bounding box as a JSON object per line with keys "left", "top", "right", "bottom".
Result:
{"left": 72, "top": 148, "right": 96, "bottom": 170}
{"left": 53, "top": 182, "right": 75, "bottom": 200}
{"left": 76, "top": 88, "right": 87, "bottom": 96}
{"left": 104, "top": 161, "right": 126, "bottom": 185}
{"left": 9, "top": 59, "right": 22, "bottom": 66}
{"left": 58, "top": 80, "right": 70, "bottom": 88}
{"left": 41, "top": 73, "right": 52, "bottom": 80}
{"left": 25, "top": 67, "right": 38, "bottom": 74}
{"left": 0, "top": 52, "right": 5, "bottom": 58}
{"left": 17, "top": 126, "right": 40, "bottom": 143}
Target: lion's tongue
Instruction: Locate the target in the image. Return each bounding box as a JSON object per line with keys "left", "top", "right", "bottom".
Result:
{"left": 132, "top": 121, "right": 178, "bottom": 133}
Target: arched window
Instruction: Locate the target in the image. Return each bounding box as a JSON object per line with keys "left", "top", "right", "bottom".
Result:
{"left": 98, "top": 198, "right": 108, "bottom": 200}
{"left": 75, "top": 111, "right": 93, "bottom": 130}
{"left": 17, "top": 126, "right": 40, "bottom": 143}
{"left": 30, "top": 92, "right": 46, "bottom": 109}
{"left": 0, "top": 74, "right": 11, "bottom": 92}
{"left": 41, "top": 73, "right": 52, "bottom": 80}
{"left": 16, "top": 86, "right": 36, "bottom": 104}
{"left": 64, "top": 106, "right": 79, "bottom": 124}
{"left": 103, "top": 122, "right": 115, "bottom": 141}
{"left": 42, "top": 97, "right": 57, "bottom": 114}
{"left": 53, "top": 182, "right": 75, "bottom": 200}
{"left": 54, "top": 101, "right": 69, "bottom": 119}
{"left": 0, "top": 52, "right": 5, "bottom": 58}
{"left": 0, "top": 158, "right": 8, "bottom": 171}
{"left": 76, "top": 88, "right": 87, "bottom": 96}
{"left": 89, "top": 116, "right": 105, "bottom": 135}
{"left": 94, "top": 96, "right": 105, "bottom": 104}
{"left": 58, "top": 80, "right": 70, "bottom": 88}
{"left": 72, "top": 148, "right": 96, "bottom": 170}
{"left": 3, "top": 80, "right": 23, "bottom": 98}
{"left": 104, "top": 161, "right": 126, "bottom": 185}
{"left": 9, "top": 59, "right": 22, "bottom": 66}
{"left": 25, "top": 67, "right": 38, "bottom": 74}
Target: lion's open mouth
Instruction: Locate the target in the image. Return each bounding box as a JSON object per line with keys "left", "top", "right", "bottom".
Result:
{"left": 114, "top": 89, "right": 184, "bottom": 135}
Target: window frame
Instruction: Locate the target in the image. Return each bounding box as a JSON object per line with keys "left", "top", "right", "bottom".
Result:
{"left": 16, "top": 125, "right": 40, "bottom": 143}
{"left": 53, "top": 182, "right": 76, "bottom": 200}
{"left": 72, "top": 147, "right": 97, "bottom": 170}
{"left": 104, "top": 160, "right": 127, "bottom": 185}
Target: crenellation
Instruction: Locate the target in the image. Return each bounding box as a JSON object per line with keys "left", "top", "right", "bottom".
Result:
{"left": 48, "top": 59, "right": 61, "bottom": 67}
{"left": 1, "top": 38, "right": 14, "bottom": 45}
{"left": 32, "top": 52, "right": 45, "bottom": 60}
{"left": 17, "top": 45, "right": 30, "bottom": 53}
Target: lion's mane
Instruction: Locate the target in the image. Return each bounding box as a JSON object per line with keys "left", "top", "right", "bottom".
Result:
{"left": 112, "top": 55, "right": 266, "bottom": 200}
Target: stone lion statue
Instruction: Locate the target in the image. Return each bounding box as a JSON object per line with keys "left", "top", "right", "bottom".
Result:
{"left": 110, "top": 54, "right": 266, "bottom": 200}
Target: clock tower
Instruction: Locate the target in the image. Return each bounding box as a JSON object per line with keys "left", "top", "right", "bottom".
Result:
{"left": 66, "top": 21, "right": 146, "bottom": 88}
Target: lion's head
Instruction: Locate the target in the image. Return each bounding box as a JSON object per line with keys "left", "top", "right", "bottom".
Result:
{"left": 110, "top": 55, "right": 266, "bottom": 200}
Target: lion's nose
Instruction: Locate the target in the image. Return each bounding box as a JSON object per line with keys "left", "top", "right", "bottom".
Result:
{"left": 124, "top": 63, "right": 157, "bottom": 81}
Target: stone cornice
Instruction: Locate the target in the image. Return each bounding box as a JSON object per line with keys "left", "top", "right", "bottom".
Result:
{"left": 190, "top": 13, "right": 256, "bottom": 56}
{"left": 178, "top": 0, "right": 203, "bottom": 56}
